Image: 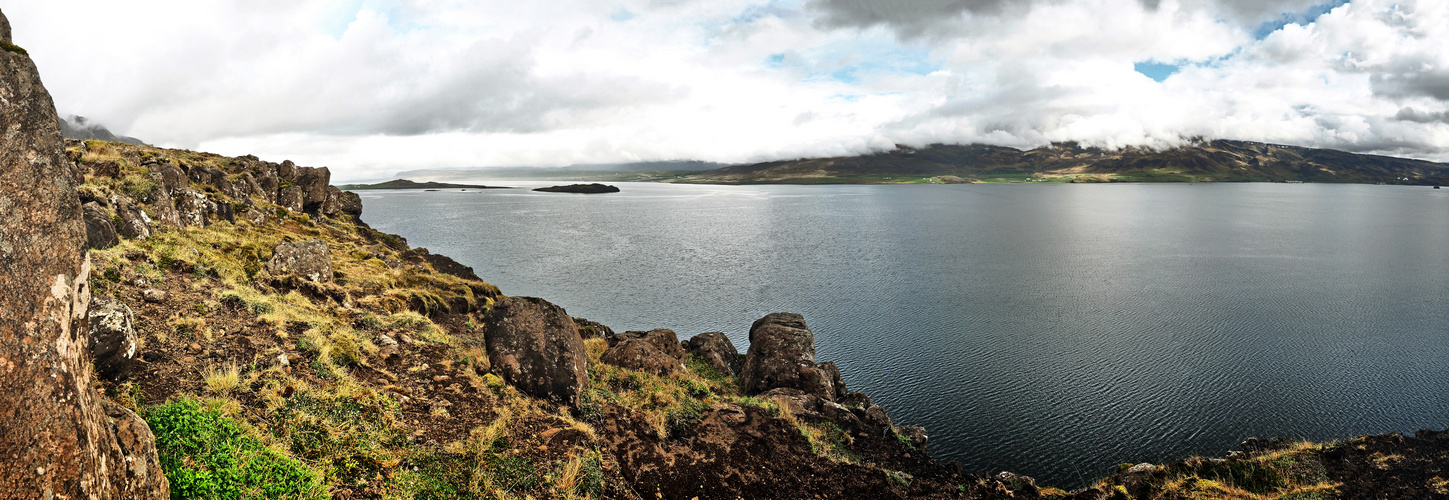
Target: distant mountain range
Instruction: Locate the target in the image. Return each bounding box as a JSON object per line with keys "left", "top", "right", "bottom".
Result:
{"left": 677, "top": 140, "right": 1449, "bottom": 185}
{"left": 385, "top": 160, "right": 726, "bottom": 183}
{"left": 59, "top": 115, "right": 145, "bottom": 145}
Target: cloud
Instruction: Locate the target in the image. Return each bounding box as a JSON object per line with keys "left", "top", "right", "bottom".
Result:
{"left": 4, "top": 0, "right": 1448, "bottom": 181}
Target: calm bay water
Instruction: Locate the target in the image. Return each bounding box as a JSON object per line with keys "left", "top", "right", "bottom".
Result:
{"left": 360, "top": 182, "right": 1449, "bottom": 488}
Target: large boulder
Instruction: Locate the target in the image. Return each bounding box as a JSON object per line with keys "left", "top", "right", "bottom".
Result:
{"left": 684, "top": 331, "right": 742, "bottom": 378}
{"left": 740, "top": 313, "right": 843, "bottom": 401}
{"left": 337, "top": 190, "right": 362, "bottom": 216}
{"left": 573, "top": 317, "right": 614, "bottom": 340}
{"left": 602, "top": 329, "right": 685, "bottom": 376}
{"left": 295, "top": 166, "right": 330, "bottom": 212}
{"left": 255, "top": 167, "right": 279, "bottom": 203}
{"left": 174, "top": 188, "right": 213, "bottom": 228}
{"left": 276, "top": 159, "right": 298, "bottom": 184}
{"left": 88, "top": 299, "right": 139, "bottom": 379}
{"left": 149, "top": 162, "right": 187, "bottom": 194}
{"left": 482, "top": 296, "right": 588, "bottom": 406}
{"left": 266, "top": 240, "right": 332, "bottom": 282}
{"left": 0, "top": 10, "right": 169, "bottom": 496}
{"left": 278, "top": 185, "right": 305, "bottom": 212}
{"left": 111, "top": 195, "right": 151, "bottom": 240}
{"left": 82, "top": 202, "right": 119, "bottom": 249}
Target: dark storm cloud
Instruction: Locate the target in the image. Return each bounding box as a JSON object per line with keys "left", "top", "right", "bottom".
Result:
{"left": 1394, "top": 107, "right": 1449, "bottom": 124}
{"left": 808, "top": 0, "right": 1331, "bottom": 38}
{"left": 1372, "top": 68, "right": 1449, "bottom": 102}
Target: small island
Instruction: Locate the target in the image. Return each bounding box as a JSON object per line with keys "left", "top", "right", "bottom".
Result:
{"left": 338, "top": 179, "right": 506, "bottom": 190}
{"left": 532, "top": 183, "right": 621, "bottom": 193}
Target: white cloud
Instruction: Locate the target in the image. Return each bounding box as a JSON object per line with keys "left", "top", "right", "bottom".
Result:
{"left": 3, "top": 0, "right": 1447, "bottom": 180}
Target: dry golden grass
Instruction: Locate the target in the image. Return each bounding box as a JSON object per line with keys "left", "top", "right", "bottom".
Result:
{"left": 203, "top": 361, "right": 243, "bottom": 394}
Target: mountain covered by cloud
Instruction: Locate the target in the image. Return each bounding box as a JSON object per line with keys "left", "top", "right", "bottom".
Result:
{"left": 5, "top": 0, "right": 1446, "bottom": 180}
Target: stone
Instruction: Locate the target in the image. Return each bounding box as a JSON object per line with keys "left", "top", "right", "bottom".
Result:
{"left": 213, "top": 195, "right": 234, "bottom": 223}
{"left": 276, "top": 353, "right": 290, "bottom": 368}
{"left": 86, "top": 159, "right": 121, "bottom": 179}
{"left": 607, "top": 328, "right": 686, "bottom": 359}
{"left": 481, "top": 296, "right": 588, "bottom": 407}
{"left": 337, "top": 190, "right": 362, "bottom": 217}
{"left": 88, "top": 299, "right": 139, "bottom": 379}
{"left": 276, "top": 160, "right": 298, "bottom": 184}
{"left": 601, "top": 337, "right": 684, "bottom": 375}
{"left": 573, "top": 317, "right": 614, "bottom": 339}
{"left": 320, "top": 185, "right": 342, "bottom": 215}
{"left": 861, "top": 404, "right": 893, "bottom": 430}
{"left": 266, "top": 240, "right": 333, "bottom": 282}
{"left": 82, "top": 202, "right": 119, "bottom": 249}
{"left": 174, "top": 188, "right": 212, "bottom": 228}
{"left": 683, "top": 331, "right": 741, "bottom": 378}
{"left": 149, "top": 162, "right": 188, "bottom": 195}
{"left": 294, "top": 166, "right": 330, "bottom": 213}
{"left": 899, "top": 426, "right": 928, "bottom": 451}
{"left": 147, "top": 192, "right": 181, "bottom": 230}
{"left": 820, "top": 400, "right": 863, "bottom": 430}
{"left": 255, "top": 167, "right": 279, "bottom": 203}
{"left": 0, "top": 9, "right": 169, "bottom": 495}
{"left": 740, "top": 313, "right": 843, "bottom": 401}
{"left": 142, "top": 289, "right": 167, "bottom": 303}
{"left": 111, "top": 195, "right": 151, "bottom": 240}
{"left": 278, "top": 185, "right": 304, "bottom": 212}
{"left": 758, "top": 387, "right": 824, "bottom": 419}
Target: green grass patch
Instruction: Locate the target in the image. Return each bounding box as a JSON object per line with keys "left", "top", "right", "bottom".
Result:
{"left": 145, "top": 398, "right": 328, "bottom": 500}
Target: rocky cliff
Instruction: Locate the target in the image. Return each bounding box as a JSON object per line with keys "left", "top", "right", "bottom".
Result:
{"left": 0, "top": 9, "right": 168, "bottom": 499}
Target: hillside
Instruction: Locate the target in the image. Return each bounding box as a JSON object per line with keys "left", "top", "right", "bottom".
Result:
{"left": 677, "top": 140, "right": 1449, "bottom": 185}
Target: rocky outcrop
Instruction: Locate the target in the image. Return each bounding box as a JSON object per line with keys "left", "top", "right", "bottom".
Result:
{"left": 684, "top": 331, "right": 741, "bottom": 377}
{"left": 88, "top": 299, "right": 139, "bottom": 379}
{"left": 83, "top": 201, "right": 119, "bottom": 249}
{"left": 278, "top": 185, "right": 304, "bottom": 212}
{"left": 741, "top": 313, "right": 844, "bottom": 401}
{"left": 111, "top": 195, "right": 151, "bottom": 239}
{"left": 337, "top": 190, "right": 362, "bottom": 216}
{"left": 482, "top": 296, "right": 588, "bottom": 407}
{"left": 295, "top": 166, "right": 330, "bottom": 213}
{"left": 602, "top": 329, "right": 686, "bottom": 376}
{"left": 174, "top": 188, "right": 212, "bottom": 228}
{"left": 573, "top": 317, "right": 614, "bottom": 339}
{"left": 256, "top": 168, "right": 279, "bottom": 203}
{"left": 266, "top": 240, "right": 333, "bottom": 282}
{"left": 0, "top": 8, "right": 169, "bottom": 496}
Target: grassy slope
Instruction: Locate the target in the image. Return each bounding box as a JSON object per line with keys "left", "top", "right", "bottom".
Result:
{"left": 72, "top": 139, "right": 1449, "bottom": 499}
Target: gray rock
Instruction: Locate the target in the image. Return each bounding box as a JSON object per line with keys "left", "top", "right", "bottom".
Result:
{"left": 174, "top": 188, "right": 212, "bottom": 228}
{"left": 294, "top": 166, "right": 330, "bottom": 212}
{"left": 482, "top": 296, "right": 588, "bottom": 407}
{"left": 82, "top": 202, "right": 119, "bottom": 249}
{"left": 149, "top": 162, "right": 188, "bottom": 195}
{"left": 278, "top": 185, "right": 304, "bottom": 212}
{"left": 683, "top": 331, "right": 741, "bottom": 378}
{"left": 338, "top": 190, "right": 362, "bottom": 217}
{"left": 573, "top": 317, "right": 613, "bottom": 339}
{"left": 111, "top": 195, "right": 151, "bottom": 240}
{"left": 276, "top": 160, "right": 298, "bottom": 184}
{"left": 607, "top": 328, "right": 686, "bottom": 359}
{"left": 88, "top": 299, "right": 138, "bottom": 379}
{"left": 266, "top": 240, "right": 332, "bottom": 282}
{"left": 142, "top": 289, "right": 166, "bottom": 303}
{"left": 740, "top": 312, "right": 843, "bottom": 401}
{"left": 601, "top": 331, "right": 684, "bottom": 376}
{"left": 256, "top": 167, "right": 279, "bottom": 203}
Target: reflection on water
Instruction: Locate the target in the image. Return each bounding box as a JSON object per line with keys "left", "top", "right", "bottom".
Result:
{"left": 362, "top": 181, "right": 1449, "bottom": 488}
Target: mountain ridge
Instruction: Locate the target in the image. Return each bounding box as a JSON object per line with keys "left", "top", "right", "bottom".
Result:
{"left": 676, "top": 140, "right": 1449, "bottom": 185}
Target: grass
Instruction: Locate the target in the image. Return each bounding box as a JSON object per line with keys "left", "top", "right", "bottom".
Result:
{"left": 204, "top": 361, "right": 243, "bottom": 394}
{"left": 1, "top": 42, "right": 28, "bottom": 56}
{"left": 145, "top": 397, "right": 328, "bottom": 500}
{"left": 1097, "top": 441, "right": 1341, "bottom": 500}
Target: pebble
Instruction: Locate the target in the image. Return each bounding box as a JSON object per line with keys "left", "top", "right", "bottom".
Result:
{"left": 276, "top": 353, "right": 290, "bottom": 368}
{"left": 432, "top": 375, "right": 450, "bottom": 383}
{"left": 188, "top": 343, "right": 201, "bottom": 352}
{"left": 181, "top": 356, "right": 194, "bottom": 363}
{"left": 142, "top": 289, "right": 167, "bottom": 303}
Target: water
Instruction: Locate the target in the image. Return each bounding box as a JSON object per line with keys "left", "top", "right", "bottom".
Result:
{"left": 359, "top": 181, "right": 1449, "bottom": 488}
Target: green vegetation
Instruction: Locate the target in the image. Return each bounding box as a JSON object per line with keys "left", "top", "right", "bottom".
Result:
{"left": 145, "top": 398, "right": 328, "bottom": 500}
{"left": 1, "top": 42, "right": 27, "bottom": 56}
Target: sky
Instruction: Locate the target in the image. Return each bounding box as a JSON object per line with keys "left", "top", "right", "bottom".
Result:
{"left": 6, "top": 0, "right": 1449, "bottom": 180}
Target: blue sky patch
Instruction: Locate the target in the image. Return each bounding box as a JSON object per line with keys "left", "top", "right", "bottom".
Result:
{"left": 1253, "top": 1, "right": 1351, "bottom": 39}
{"left": 1134, "top": 62, "right": 1181, "bottom": 82}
